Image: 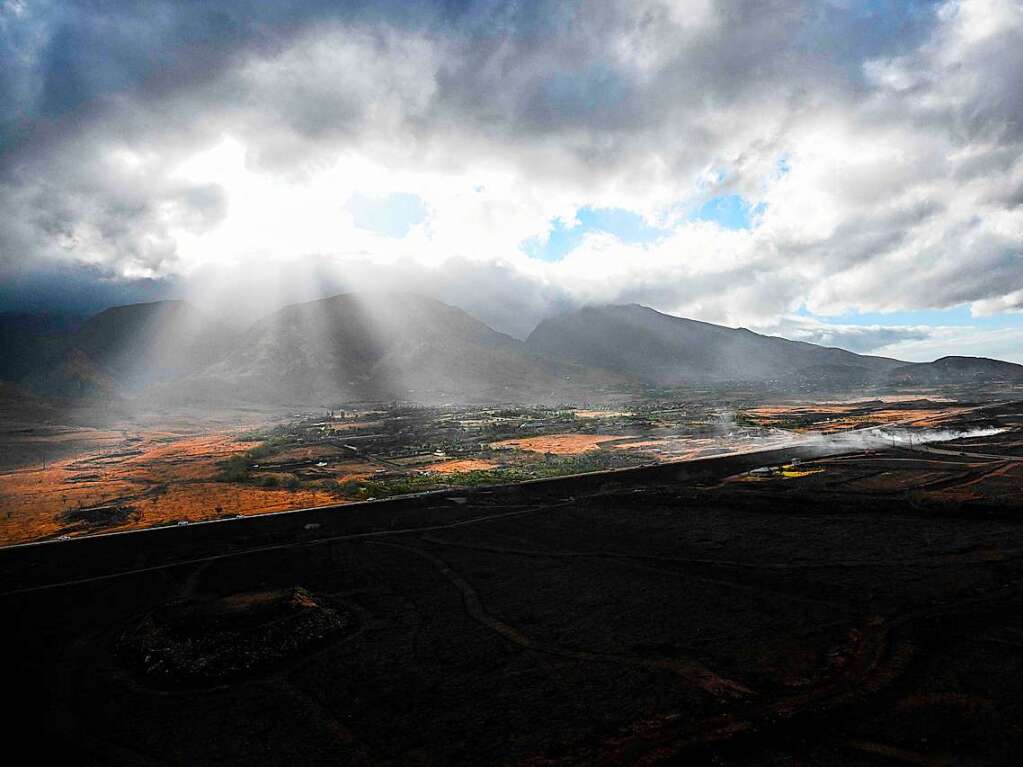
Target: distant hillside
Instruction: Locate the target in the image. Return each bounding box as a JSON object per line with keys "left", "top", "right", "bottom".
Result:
{"left": 0, "top": 380, "right": 60, "bottom": 424}
{"left": 5, "top": 295, "right": 1023, "bottom": 405}
{"left": 76, "top": 301, "right": 230, "bottom": 385}
{"left": 526, "top": 304, "right": 904, "bottom": 387}
{"left": 889, "top": 356, "right": 1023, "bottom": 385}
{"left": 0, "top": 312, "right": 80, "bottom": 381}
{"left": 20, "top": 301, "right": 233, "bottom": 399}
{"left": 179, "top": 292, "right": 619, "bottom": 404}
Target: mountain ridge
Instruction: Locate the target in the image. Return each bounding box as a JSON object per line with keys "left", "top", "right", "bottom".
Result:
{"left": 173, "top": 292, "right": 622, "bottom": 405}
{"left": 525, "top": 303, "right": 905, "bottom": 386}
{"left": 3, "top": 293, "right": 1022, "bottom": 404}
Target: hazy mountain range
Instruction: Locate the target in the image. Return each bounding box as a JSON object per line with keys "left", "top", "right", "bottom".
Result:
{"left": 2, "top": 294, "right": 1021, "bottom": 406}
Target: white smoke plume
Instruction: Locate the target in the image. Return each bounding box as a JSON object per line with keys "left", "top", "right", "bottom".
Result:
{"left": 804, "top": 426, "right": 1007, "bottom": 451}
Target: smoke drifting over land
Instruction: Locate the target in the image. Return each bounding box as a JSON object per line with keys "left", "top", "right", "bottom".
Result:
{"left": 806, "top": 426, "right": 1007, "bottom": 451}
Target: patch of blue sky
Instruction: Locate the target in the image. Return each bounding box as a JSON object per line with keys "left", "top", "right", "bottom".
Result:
{"left": 798, "top": 304, "right": 1023, "bottom": 330}
{"left": 689, "top": 194, "right": 765, "bottom": 231}
{"left": 523, "top": 192, "right": 767, "bottom": 261}
{"left": 349, "top": 192, "right": 426, "bottom": 238}
{"left": 521, "top": 207, "right": 667, "bottom": 262}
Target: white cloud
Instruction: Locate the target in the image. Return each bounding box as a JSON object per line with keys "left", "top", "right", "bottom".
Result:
{"left": 875, "top": 325, "right": 1023, "bottom": 365}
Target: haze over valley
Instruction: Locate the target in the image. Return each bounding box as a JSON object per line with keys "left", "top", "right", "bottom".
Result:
{"left": 5, "top": 294, "right": 1023, "bottom": 410}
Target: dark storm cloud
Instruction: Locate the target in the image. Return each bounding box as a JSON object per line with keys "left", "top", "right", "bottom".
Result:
{"left": 1, "top": 0, "right": 382, "bottom": 163}
{"left": 1, "top": 0, "right": 945, "bottom": 167}
{"left": 0, "top": 257, "right": 178, "bottom": 314}
{"left": 421, "top": 0, "right": 947, "bottom": 170}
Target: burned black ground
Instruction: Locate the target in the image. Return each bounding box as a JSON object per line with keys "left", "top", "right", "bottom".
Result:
{"left": 3, "top": 402, "right": 1023, "bottom": 765}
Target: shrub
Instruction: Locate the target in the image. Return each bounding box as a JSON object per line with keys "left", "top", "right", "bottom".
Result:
{"left": 217, "top": 454, "right": 250, "bottom": 483}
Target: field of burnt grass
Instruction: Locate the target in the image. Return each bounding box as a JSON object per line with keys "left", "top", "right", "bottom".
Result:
{"left": 117, "top": 587, "right": 353, "bottom": 687}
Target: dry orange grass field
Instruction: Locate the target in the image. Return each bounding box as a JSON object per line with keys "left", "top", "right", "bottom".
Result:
{"left": 490, "top": 433, "right": 623, "bottom": 455}
{"left": 422, "top": 458, "right": 500, "bottom": 474}
{"left": 571, "top": 409, "right": 631, "bottom": 418}
{"left": 0, "top": 429, "right": 340, "bottom": 545}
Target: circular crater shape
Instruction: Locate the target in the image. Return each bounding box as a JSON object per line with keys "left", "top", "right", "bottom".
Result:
{"left": 118, "top": 586, "right": 352, "bottom": 686}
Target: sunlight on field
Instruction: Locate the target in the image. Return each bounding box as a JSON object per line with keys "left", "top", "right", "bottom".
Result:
{"left": 423, "top": 458, "right": 500, "bottom": 474}
{"left": 490, "top": 434, "right": 622, "bottom": 455}
{"left": 572, "top": 410, "right": 631, "bottom": 419}
{"left": 613, "top": 439, "right": 666, "bottom": 450}
{"left": 0, "top": 429, "right": 340, "bottom": 544}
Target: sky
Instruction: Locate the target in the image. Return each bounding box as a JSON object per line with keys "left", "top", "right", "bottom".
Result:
{"left": 1, "top": 0, "right": 1022, "bottom": 361}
